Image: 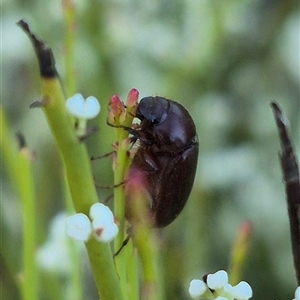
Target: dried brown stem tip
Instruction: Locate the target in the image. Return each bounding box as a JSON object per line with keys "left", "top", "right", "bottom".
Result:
{"left": 17, "top": 19, "right": 57, "bottom": 77}
{"left": 271, "top": 102, "right": 300, "bottom": 285}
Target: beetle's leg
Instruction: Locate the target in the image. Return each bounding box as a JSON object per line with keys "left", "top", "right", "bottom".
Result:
{"left": 107, "top": 119, "right": 153, "bottom": 146}
{"left": 104, "top": 194, "right": 114, "bottom": 204}
{"left": 91, "top": 151, "right": 114, "bottom": 161}
{"left": 106, "top": 120, "right": 133, "bottom": 130}
{"left": 94, "top": 180, "right": 126, "bottom": 189}
{"left": 143, "top": 151, "right": 159, "bottom": 171}
{"left": 126, "top": 128, "right": 154, "bottom": 147}
{"left": 113, "top": 235, "right": 131, "bottom": 257}
{"left": 132, "top": 149, "right": 159, "bottom": 172}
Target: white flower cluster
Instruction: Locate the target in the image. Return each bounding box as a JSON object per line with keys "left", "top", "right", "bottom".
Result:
{"left": 293, "top": 286, "right": 300, "bottom": 300}
{"left": 189, "top": 270, "right": 252, "bottom": 300}
{"left": 66, "top": 203, "right": 118, "bottom": 243}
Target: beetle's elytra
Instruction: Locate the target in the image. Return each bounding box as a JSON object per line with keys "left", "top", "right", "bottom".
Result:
{"left": 125, "top": 96, "right": 199, "bottom": 228}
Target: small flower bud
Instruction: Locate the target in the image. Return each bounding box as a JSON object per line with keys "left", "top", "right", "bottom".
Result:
{"left": 126, "top": 88, "right": 139, "bottom": 108}
{"left": 108, "top": 95, "right": 126, "bottom": 124}
{"left": 126, "top": 88, "right": 139, "bottom": 116}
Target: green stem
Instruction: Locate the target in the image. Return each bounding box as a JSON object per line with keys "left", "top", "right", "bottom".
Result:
{"left": 129, "top": 181, "right": 163, "bottom": 300}
{"left": 133, "top": 228, "right": 162, "bottom": 300}
{"left": 228, "top": 221, "right": 252, "bottom": 285}
{"left": 0, "top": 108, "right": 39, "bottom": 300}
{"left": 62, "top": 4, "right": 82, "bottom": 297}
{"left": 126, "top": 241, "right": 139, "bottom": 300}
{"left": 0, "top": 108, "right": 19, "bottom": 186}
{"left": 111, "top": 96, "right": 137, "bottom": 297}
{"left": 18, "top": 148, "right": 38, "bottom": 300}
{"left": 113, "top": 132, "right": 131, "bottom": 300}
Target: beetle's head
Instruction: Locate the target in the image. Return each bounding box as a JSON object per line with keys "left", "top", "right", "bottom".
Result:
{"left": 137, "top": 97, "right": 170, "bottom": 124}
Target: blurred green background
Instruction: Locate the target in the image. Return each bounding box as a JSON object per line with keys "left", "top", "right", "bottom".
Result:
{"left": 1, "top": 0, "right": 299, "bottom": 299}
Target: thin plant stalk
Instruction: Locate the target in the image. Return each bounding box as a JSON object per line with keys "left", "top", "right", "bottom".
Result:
{"left": 18, "top": 144, "right": 38, "bottom": 300}
{"left": 228, "top": 221, "right": 252, "bottom": 285}
{"left": 113, "top": 130, "right": 133, "bottom": 299}
{"left": 62, "top": 2, "right": 83, "bottom": 298}
{"left": 0, "top": 109, "right": 39, "bottom": 300}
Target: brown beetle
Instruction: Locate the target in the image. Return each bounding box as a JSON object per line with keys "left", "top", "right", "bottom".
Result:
{"left": 125, "top": 96, "right": 199, "bottom": 227}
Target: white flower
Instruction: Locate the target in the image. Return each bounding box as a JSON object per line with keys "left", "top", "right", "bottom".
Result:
{"left": 207, "top": 270, "right": 228, "bottom": 290}
{"left": 37, "top": 240, "right": 71, "bottom": 274}
{"left": 66, "top": 93, "right": 100, "bottom": 119}
{"left": 90, "top": 203, "right": 118, "bottom": 242}
{"left": 66, "top": 213, "right": 92, "bottom": 242}
{"left": 49, "top": 212, "right": 70, "bottom": 242}
{"left": 232, "top": 281, "right": 253, "bottom": 300}
{"left": 188, "top": 279, "right": 207, "bottom": 299}
{"left": 37, "top": 212, "right": 72, "bottom": 274}
{"left": 66, "top": 204, "right": 118, "bottom": 243}
{"left": 92, "top": 217, "right": 119, "bottom": 243}
{"left": 215, "top": 297, "right": 229, "bottom": 300}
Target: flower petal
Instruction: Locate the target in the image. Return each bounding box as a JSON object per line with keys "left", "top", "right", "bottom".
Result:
{"left": 66, "top": 93, "right": 86, "bottom": 118}
{"left": 207, "top": 270, "right": 228, "bottom": 290}
{"left": 84, "top": 96, "right": 101, "bottom": 119}
{"left": 66, "top": 213, "right": 92, "bottom": 242}
{"left": 92, "top": 218, "right": 119, "bottom": 242}
{"left": 89, "top": 203, "right": 114, "bottom": 222}
{"left": 232, "top": 281, "right": 253, "bottom": 299}
{"left": 188, "top": 279, "right": 206, "bottom": 299}
{"left": 223, "top": 283, "right": 234, "bottom": 298}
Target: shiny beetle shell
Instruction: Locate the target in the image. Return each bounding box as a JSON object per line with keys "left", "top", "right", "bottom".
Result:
{"left": 125, "top": 96, "right": 199, "bottom": 227}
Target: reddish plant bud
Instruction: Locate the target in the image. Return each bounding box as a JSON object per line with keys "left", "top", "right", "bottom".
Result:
{"left": 126, "top": 88, "right": 139, "bottom": 114}
{"left": 108, "top": 95, "right": 125, "bottom": 124}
